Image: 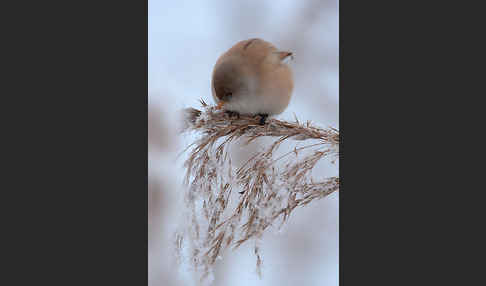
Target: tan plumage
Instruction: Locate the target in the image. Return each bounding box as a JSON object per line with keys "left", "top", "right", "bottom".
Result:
{"left": 211, "top": 38, "right": 294, "bottom": 117}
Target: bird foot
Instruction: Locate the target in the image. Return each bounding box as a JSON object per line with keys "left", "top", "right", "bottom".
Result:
{"left": 257, "top": 114, "right": 268, "bottom": 125}
{"left": 225, "top": 110, "right": 240, "bottom": 119}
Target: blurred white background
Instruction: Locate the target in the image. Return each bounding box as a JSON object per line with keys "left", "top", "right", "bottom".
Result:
{"left": 148, "top": 1, "right": 338, "bottom": 285}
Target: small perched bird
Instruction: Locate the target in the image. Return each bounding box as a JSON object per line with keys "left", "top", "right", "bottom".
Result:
{"left": 211, "top": 38, "right": 294, "bottom": 124}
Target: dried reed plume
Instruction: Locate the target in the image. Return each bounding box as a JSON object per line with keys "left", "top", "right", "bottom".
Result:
{"left": 176, "top": 100, "right": 339, "bottom": 285}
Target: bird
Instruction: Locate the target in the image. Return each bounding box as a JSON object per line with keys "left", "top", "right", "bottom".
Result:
{"left": 211, "top": 38, "right": 294, "bottom": 125}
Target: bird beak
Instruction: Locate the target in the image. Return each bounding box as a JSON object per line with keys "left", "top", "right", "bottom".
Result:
{"left": 216, "top": 100, "right": 225, "bottom": 110}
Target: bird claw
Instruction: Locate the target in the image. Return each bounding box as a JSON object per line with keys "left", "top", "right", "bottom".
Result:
{"left": 257, "top": 114, "right": 268, "bottom": 125}
{"left": 225, "top": 110, "right": 240, "bottom": 119}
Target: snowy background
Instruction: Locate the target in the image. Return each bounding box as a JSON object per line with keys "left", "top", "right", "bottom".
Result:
{"left": 148, "top": 1, "right": 339, "bottom": 285}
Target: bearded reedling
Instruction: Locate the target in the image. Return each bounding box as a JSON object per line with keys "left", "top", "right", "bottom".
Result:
{"left": 211, "top": 38, "right": 294, "bottom": 125}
